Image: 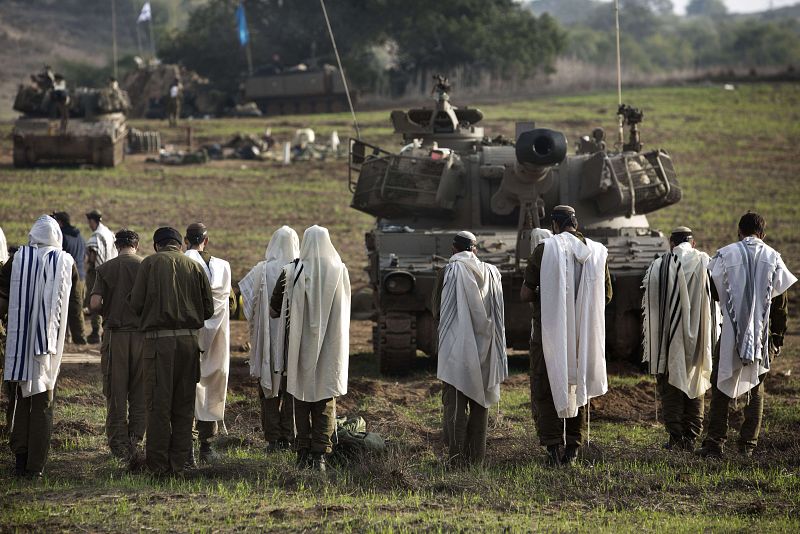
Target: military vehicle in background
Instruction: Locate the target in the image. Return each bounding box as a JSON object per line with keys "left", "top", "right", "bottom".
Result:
{"left": 244, "top": 64, "right": 353, "bottom": 115}
{"left": 12, "top": 70, "right": 129, "bottom": 167}
{"left": 348, "top": 77, "right": 681, "bottom": 374}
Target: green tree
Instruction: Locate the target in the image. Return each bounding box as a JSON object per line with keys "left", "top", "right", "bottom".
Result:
{"left": 686, "top": 0, "right": 727, "bottom": 19}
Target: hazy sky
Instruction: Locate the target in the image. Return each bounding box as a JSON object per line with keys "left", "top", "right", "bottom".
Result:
{"left": 596, "top": 0, "right": 798, "bottom": 14}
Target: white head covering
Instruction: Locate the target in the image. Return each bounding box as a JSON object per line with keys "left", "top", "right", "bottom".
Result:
{"left": 28, "top": 215, "right": 62, "bottom": 249}
{"left": 0, "top": 226, "right": 8, "bottom": 263}
{"left": 266, "top": 225, "right": 300, "bottom": 263}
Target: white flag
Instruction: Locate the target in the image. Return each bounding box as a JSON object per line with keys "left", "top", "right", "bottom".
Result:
{"left": 137, "top": 2, "right": 151, "bottom": 23}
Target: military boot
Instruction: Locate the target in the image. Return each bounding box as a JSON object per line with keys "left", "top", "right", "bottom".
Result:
{"left": 310, "top": 452, "right": 327, "bottom": 473}
{"left": 545, "top": 445, "right": 561, "bottom": 466}
{"left": 199, "top": 441, "right": 220, "bottom": 463}
{"left": 14, "top": 453, "right": 27, "bottom": 477}
{"left": 185, "top": 446, "right": 198, "bottom": 469}
{"left": 87, "top": 331, "right": 101, "bottom": 344}
{"left": 296, "top": 448, "right": 310, "bottom": 469}
{"left": 561, "top": 445, "right": 579, "bottom": 467}
{"left": 694, "top": 444, "right": 723, "bottom": 459}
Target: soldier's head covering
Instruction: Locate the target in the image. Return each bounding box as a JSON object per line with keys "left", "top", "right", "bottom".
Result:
{"left": 453, "top": 230, "right": 477, "bottom": 251}
{"left": 115, "top": 229, "right": 139, "bottom": 248}
{"left": 185, "top": 222, "right": 208, "bottom": 246}
{"left": 153, "top": 227, "right": 182, "bottom": 247}
{"left": 670, "top": 226, "right": 693, "bottom": 245}
{"left": 551, "top": 205, "right": 578, "bottom": 229}
{"left": 85, "top": 209, "right": 103, "bottom": 222}
{"left": 671, "top": 226, "right": 693, "bottom": 238}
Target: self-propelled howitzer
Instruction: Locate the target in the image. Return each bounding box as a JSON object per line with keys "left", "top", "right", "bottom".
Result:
{"left": 349, "top": 82, "right": 681, "bottom": 374}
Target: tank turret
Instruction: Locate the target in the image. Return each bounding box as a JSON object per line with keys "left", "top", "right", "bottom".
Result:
{"left": 348, "top": 80, "right": 681, "bottom": 374}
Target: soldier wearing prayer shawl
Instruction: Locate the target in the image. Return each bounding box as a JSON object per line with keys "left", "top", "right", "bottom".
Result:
{"left": 270, "top": 225, "right": 350, "bottom": 472}
{"left": 239, "top": 226, "right": 299, "bottom": 453}
{"left": 521, "top": 206, "right": 612, "bottom": 466}
{"left": 642, "top": 227, "right": 717, "bottom": 451}
{"left": 1, "top": 215, "right": 75, "bottom": 477}
{"left": 85, "top": 210, "right": 117, "bottom": 344}
{"left": 432, "top": 231, "right": 508, "bottom": 466}
{"left": 696, "top": 212, "right": 795, "bottom": 458}
{"left": 184, "top": 223, "right": 231, "bottom": 464}
{"left": 0, "top": 225, "right": 9, "bottom": 432}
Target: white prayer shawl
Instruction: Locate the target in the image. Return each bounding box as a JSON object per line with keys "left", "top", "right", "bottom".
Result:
{"left": 709, "top": 236, "right": 796, "bottom": 398}
{"left": 238, "top": 226, "right": 299, "bottom": 398}
{"left": 4, "top": 216, "right": 74, "bottom": 398}
{"left": 185, "top": 249, "right": 231, "bottom": 422}
{"left": 0, "top": 226, "right": 8, "bottom": 264}
{"left": 540, "top": 233, "right": 608, "bottom": 418}
{"left": 278, "top": 226, "right": 350, "bottom": 402}
{"left": 642, "top": 243, "right": 716, "bottom": 399}
{"left": 436, "top": 251, "right": 508, "bottom": 408}
{"left": 87, "top": 222, "right": 117, "bottom": 266}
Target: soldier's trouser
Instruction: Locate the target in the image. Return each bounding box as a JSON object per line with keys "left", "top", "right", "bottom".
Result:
{"left": 68, "top": 279, "right": 86, "bottom": 343}
{"left": 294, "top": 397, "right": 335, "bottom": 454}
{"left": 101, "top": 329, "right": 146, "bottom": 456}
{"left": 3, "top": 381, "right": 15, "bottom": 434}
{"left": 143, "top": 332, "right": 200, "bottom": 474}
{"left": 260, "top": 377, "right": 294, "bottom": 442}
{"left": 530, "top": 338, "right": 586, "bottom": 446}
{"left": 10, "top": 386, "right": 56, "bottom": 473}
{"left": 442, "top": 382, "right": 488, "bottom": 464}
{"left": 194, "top": 420, "right": 218, "bottom": 444}
{"left": 657, "top": 375, "right": 704, "bottom": 443}
{"left": 84, "top": 269, "right": 102, "bottom": 336}
{"left": 704, "top": 343, "right": 765, "bottom": 453}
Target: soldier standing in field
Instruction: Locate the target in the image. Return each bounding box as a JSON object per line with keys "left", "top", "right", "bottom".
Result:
{"left": 167, "top": 79, "right": 182, "bottom": 127}
{"left": 520, "top": 206, "right": 612, "bottom": 466}
{"left": 89, "top": 229, "right": 146, "bottom": 461}
{"left": 51, "top": 212, "right": 88, "bottom": 345}
{"left": 85, "top": 210, "right": 117, "bottom": 345}
{"left": 128, "top": 227, "right": 213, "bottom": 474}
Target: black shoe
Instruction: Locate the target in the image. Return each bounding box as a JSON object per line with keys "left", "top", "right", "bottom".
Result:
{"left": 14, "top": 454, "right": 27, "bottom": 477}
{"left": 185, "top": 446, "right": 197, "bottom": 469}
{"left": 87, "top": 333, "right": 101, "bottom": 344}
{"left": 266, "top": 441, "right": 279, "bottom": 453}
{"left": 199, "top": 442, "right": 220, "bottom": 463}
{"left": 546, "top": 445, "right": 561, "bottom": 466}
{"left": 680, "top": 438, "right": 697, "bottom": 452}
{"left": 310, "top": 452, "right": 327, "bottom": 473}
{"left": 561, "top": 445, "right": 579, "bottom": 466}
{"left": 278, "top": 438, "right": 292, "bottom": 450}
{"left": 296, "top": 449, "right": 310, "bottom": 469}
{"left": 73, "top": 337, "right": 88, "bottom": 345}
{"left": 737, "top": 444, "right": 754, "bottom": 458}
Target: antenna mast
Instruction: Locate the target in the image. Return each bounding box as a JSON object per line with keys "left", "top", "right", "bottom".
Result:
{"left": 614, "top": 0, "right": 624, "bottom": 147}
{"left": 319, "top": 0, "right": 360, "bottom": 139}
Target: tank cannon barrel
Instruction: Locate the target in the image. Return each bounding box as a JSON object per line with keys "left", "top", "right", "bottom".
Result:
{"left": 515, "top": 128, "right": 567, "bottom": 168}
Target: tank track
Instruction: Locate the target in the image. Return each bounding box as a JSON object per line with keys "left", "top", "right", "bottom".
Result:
{"left": 374, "top": 312, "right": 417, "bottom": 375}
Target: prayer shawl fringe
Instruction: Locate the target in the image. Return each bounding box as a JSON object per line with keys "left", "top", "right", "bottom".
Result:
{"left": 238, "top": 226, "right": 299, "bottom": 398}
{"left": 280, "top": 226, "right": 350, "bottom": 402}
{"left": 709, "top": 237, "right": 796, "bottom": 398}
{"left": 186, "top": 250, "right": 231, "bottom": 422}
{"left": 641, "top": 243, "right": 715, "bottom": 399}
{"left": 4, "top": 245, "right": 73, "bottom": 397}
{"left": 436, "top": 251, "right": 509, "bottom": 409}
{"left": 540, "top": 233, "right": 608, "bottom": 418}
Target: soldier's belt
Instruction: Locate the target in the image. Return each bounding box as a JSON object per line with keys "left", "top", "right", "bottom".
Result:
{"left": 144, "top": 329, "right": 197, "bottom": 339}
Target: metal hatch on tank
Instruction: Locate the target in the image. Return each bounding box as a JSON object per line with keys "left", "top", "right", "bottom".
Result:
{"left": 348, "top": 76, "right": 681, "bottom": 375}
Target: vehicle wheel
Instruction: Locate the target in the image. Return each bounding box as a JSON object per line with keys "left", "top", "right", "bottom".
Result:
{"left": 13, "top": 142, "right": 29, "bottom": 167}
{"left": 375, "top": 312, "right": 417, "bottom": 375}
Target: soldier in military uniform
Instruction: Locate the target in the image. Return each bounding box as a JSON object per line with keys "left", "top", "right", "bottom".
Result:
{"left": 52, "top": 212, "right": 88, "bottom": 345}
{"left": 167, "top": 79, "right": 182, "bottom": 127}
{"left": 89, "top": 229, "right": 146, "bottom": 461}
{"left": 128, "top": 227, "right": 213, "bottom": 474}
{"left": 521, "top": 206, "right": 612, "bottom": 466}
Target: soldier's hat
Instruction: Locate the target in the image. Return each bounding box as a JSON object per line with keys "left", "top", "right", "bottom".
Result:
{"left": 85, "top": 209, "right": 103, "bottom": 221}
{"left": 453, "top": 230, "right": 477, "bottom": 250}
{"left": 552, "top": 205, "right": 576, "bottom": 215}
{"left": 153, "top": 227, "right": 182, "bottom": 246}
{"left": 671, "top": 226, "right": 693, "bottom": 237}
{"left": 185, "top": 222, "right": 208, "bottom": 245}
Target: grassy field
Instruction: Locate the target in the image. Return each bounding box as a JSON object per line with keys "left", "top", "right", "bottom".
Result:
{"left": 1, "top": 83, "right": 800, "bottom": 531}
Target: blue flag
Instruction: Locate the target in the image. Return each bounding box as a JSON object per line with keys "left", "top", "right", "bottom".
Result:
{"left": 236, "top": 3, "right": 249, "bottom": 47}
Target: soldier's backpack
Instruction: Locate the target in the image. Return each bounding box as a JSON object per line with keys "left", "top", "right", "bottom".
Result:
{"left": 332, "top": 416, "right": 386, "bottom": 462}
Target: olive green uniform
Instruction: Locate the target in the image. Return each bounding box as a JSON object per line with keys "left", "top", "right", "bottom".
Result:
{"left": 85, "top": 263, "right": 102, "bottom": 341}
{"left": 523, "top": 231, "right": 612, "bottom": 447}
{"left": 91, "top": 253, "right": 146, "bottom": 458}
{"left": 702, "top": 287, "right": 788, "bottom": 455}
{"left": 129, "top": 246, "right": 213, "bottom": 474}
{"left": 1, "top": 253, "right": 78, "bottom": 474}
{"left": 657, "top": 375, "right": 703, "bottom": 448}
{"left": 431, "top": 267, "right": 489, "bottom": 464}
{"left": 260, "top": 376, "right": 295, "bottom": 444}
{"left": 270, "top": 269, "right": 335, "bottom": 455}
{"left": 67, "top": 278, "right": 87, "bottom": 343}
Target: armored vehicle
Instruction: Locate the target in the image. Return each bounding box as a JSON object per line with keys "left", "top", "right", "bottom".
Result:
{"left": 12, "top": 76, "right": 129, "bottom": 168}
{"left": 244, "top": 64, "right": 353, "bottom": 115}
{"left": 349, "top": 78, "right": 681, "bottom": 374}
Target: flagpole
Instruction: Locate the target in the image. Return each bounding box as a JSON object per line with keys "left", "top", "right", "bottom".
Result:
{"left": 135, "top": 22, "right": 143, "bottom": 57}
{"left": 149, "top": 17, "right": 156, "bottom": 58}
{"left": 246, "top": 42, "right": 254, "bottom": 76}
{"left": 111, "top": 0, "right": 118, "bottom": 79}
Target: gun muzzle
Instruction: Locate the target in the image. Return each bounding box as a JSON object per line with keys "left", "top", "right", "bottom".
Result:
{"left": 515, "top": 129, "right": 567, "bottom": 166}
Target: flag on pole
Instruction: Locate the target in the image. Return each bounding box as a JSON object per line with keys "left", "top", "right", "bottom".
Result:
{"left": 137, "top": 1, "right": 152, "bottom": 23}
{"left": 236, "top": 3, "right": 249, "bottom": 47}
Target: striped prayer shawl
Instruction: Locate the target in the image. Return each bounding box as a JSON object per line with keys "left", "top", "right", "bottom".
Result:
{"left": 643, "top": 252, "right": 683, "bottom": 375}
{"left": 4, "top": 246, "right": 72, "bottom": 386}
